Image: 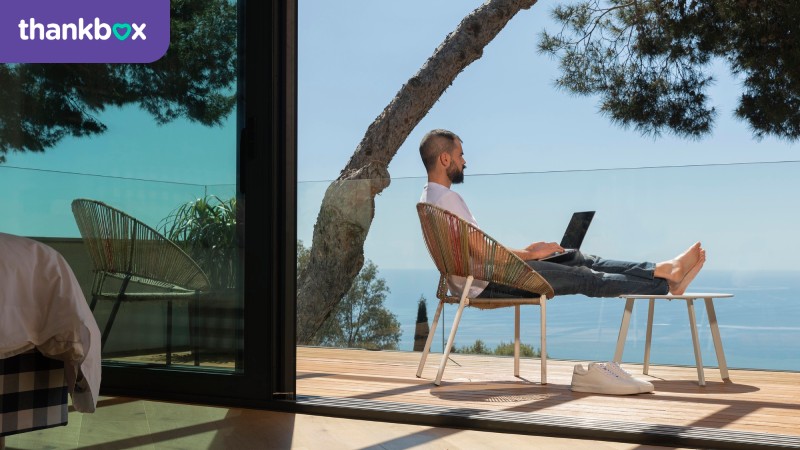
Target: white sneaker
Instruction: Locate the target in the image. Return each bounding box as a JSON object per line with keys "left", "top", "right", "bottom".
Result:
{"left": 570, "top": 362, "right": 640, "bottom": 395}
{"left": 599, "top": 361, "right": 654, "bottom": 393}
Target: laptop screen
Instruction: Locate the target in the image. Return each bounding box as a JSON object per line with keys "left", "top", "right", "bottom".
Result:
{"left": 560, "top": 211, "right": 596, "bottom": 249}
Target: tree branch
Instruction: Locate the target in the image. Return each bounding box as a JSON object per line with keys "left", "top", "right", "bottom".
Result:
{"left": 297, "top": 0, "right": 538, "bottom": 343}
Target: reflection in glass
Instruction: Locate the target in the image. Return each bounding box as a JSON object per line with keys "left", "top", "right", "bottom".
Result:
{"left": 1, "top": 0, "right": 241, "bottom": 371}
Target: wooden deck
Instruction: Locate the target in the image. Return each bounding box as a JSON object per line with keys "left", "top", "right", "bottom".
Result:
{"left": 296, "top": 346, "right": 800, "bottom": 442}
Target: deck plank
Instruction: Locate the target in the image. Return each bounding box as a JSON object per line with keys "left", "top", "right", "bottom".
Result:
{"left": 297, "top": 346, "right": 800, "bottom": 437}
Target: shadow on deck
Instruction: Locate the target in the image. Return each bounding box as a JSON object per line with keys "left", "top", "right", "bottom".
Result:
{"left": 295, "top": 346, "right": 800, "bottom": 449}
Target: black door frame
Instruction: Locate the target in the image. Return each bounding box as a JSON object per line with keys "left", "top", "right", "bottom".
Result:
{"left": 100, "top": 0, "right": 297, "bottom": 408}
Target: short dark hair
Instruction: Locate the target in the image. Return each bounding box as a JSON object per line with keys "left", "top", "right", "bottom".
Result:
{"left": 419, "top": 129, "right": 462, "bottom": 173}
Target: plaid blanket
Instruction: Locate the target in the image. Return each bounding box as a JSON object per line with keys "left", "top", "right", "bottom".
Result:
{"left": 1, "top": 233, "right": 101, "bottom": 413}
{"left": 0, "top": 349, "right": 68, "bottom": 437}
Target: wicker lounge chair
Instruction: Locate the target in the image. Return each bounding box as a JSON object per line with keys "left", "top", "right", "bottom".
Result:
{"left": 416, "top": 202, "right": 554, "bottom": 385}
{"left": 71, "top": 199, "right": 211, "bottom": 365}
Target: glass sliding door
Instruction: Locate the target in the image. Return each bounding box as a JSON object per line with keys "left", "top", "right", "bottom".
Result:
{"left": 1, "top": 0, "right": 240, "bottom": 371}
{"left": 0, "top": 0, "right": 292, "bottom": 405}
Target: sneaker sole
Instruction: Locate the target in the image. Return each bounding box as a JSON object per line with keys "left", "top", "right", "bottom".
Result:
{"left": 570, "top": 383, "right": 641, "bottom": 395}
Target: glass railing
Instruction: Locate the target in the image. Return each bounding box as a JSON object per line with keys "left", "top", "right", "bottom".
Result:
{"left": 297, "top": 162, "right": 800, "bottom": 372}
{"left": 1, "top": 165, "right": 240, "bottom": 370}
{"left": 0, "top": 164, "right": 236, "bottom": 237}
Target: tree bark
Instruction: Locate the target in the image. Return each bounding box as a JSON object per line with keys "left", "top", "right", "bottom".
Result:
{"left": 297, "top": 0, "right": 538, "bottom": 344}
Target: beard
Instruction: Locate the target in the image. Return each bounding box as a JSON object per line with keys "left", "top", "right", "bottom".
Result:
{"left": 447, "top": 163, "right": 465, "bottom": 184}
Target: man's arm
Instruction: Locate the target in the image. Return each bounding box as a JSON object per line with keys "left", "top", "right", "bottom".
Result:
{"left": 466, "top": 229, "right": 563, "bottom": 262}
{"left": 430, "top": 190, "right": 563, "bottom": 262}
{"left": 508, "top": 242, "right": 565, "bottom": 261}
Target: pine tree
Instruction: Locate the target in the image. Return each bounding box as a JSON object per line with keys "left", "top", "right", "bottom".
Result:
{"left": 413, "top": 296, "right": 430, "bottom": 352}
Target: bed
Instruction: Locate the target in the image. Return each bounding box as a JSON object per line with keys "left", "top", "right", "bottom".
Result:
{"left": 0, "top": 232, "right": 101, "bottom": 443}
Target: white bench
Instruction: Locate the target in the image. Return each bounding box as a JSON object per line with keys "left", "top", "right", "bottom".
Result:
{"left": 613, "top": 293, "right": 733, "bottom": 386}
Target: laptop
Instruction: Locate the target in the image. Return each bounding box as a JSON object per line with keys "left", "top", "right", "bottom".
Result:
{"left": 539, "top": 211, "right": 596, "bottom": 262}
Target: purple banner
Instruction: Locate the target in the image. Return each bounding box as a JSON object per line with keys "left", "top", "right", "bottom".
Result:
{"left": 0, "top": 0, "right": 170, "bottom": 63}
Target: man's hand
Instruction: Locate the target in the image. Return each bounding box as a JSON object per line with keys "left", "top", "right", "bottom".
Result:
{"left": 517, "top": 242, "right": 564, "bottom": 261}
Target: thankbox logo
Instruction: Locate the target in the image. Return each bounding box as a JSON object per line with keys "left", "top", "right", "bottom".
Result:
{"left": 18, "top": 18, "right": 147, "bottom": 41}
{"left": 1, "top": 0, "right": 169, "bottom": 63}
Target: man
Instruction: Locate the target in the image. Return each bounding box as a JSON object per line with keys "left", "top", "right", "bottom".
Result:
{"left": 418, "top": 129, "right": 705, "bottom": 299}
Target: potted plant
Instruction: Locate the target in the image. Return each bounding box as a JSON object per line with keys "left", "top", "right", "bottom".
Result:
{"left": 160, "top": 195, "right": 238, "bottom": 290}
{"left": 160, "top": 195, "right": 240, "bottom": 359}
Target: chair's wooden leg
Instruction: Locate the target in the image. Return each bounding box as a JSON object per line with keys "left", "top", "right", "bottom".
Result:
{"left": 644, "top": 298, "right": 655, "bottom": 375}
{"left": 705, "top": 298, "right": 730, "bottom": 380}
{"left": 417, "top": 299, "right": 444, "bottom": 378}
{"left": 435, "top": 277, "right": 472, "bottom": 386}
{"left": 613, "top": 298, "right": 635, "bottom": 362}
{"left": 514, "top": 304, "right": 520, "bottom": 377}
{"left": 686, "top": 299, "right": 705, "bottom": 386}
{"left": 540, "top": 295, "right": 547, "bottom": 385}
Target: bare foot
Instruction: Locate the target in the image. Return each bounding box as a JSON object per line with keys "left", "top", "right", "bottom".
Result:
{"left": 656, "top": 242, "right": 702, "bottom": 283}
{"left": 668, "top": 249, "right": 706, "bottom": 295}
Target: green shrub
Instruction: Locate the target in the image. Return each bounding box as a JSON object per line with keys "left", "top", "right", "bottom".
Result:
{"left": 455, "top": 339, "right": 492, "bottom": 355}
{"left": 493, "top": 341, "right": 540, "bottom": 358}
{"left": 160, "top": 195, "right": 237, "bottom": 289}
{"left": 454, "top": 339, "right": 541, "bottom": 357}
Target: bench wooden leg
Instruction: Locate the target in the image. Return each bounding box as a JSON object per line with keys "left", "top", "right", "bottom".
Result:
{"left": 614, "top": 298, "right": 635, "bottom": 362}
{"left": 540, "top": 295, "right": 547, "bottom": 385}
{"left": 644, "top": 298, "right": 655, "bottom": 375}
{"left": 514, "top": 305, "right": 520, "bottom": 377}
{"left": 686, "top": 299, "right": 706, "bottom": 385}
{"left": 705, "top": 298, "right": 730, "bottom": 380}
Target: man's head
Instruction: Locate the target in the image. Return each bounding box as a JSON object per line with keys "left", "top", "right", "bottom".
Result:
{"left": 419, "top": 129, "right": 466, "bottom": 186}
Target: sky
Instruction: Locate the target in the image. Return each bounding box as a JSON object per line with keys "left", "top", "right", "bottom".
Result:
{"left": 1, "top": 94, "right": 236, "bottom": 236}
{"left": 296, "top": 0, "right": 800, "bottom": 273}
{"left": 2, "top": 0, "right": 799, "bottom": 272}
{"left": 297, "top": 0, "right": 799, "bottom": 182}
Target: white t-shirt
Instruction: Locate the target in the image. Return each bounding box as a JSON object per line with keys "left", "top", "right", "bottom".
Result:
{"left": 420, "top": 182, "right": 488, "bottom": 297}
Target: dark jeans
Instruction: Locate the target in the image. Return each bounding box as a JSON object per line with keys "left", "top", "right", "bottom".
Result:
{"left": 477, "top": 251, "right": 669, "bottom": 299}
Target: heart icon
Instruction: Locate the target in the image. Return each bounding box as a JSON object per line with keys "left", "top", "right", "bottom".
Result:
{"left": 112, "top": 23, "right": 132, "bottom": 41}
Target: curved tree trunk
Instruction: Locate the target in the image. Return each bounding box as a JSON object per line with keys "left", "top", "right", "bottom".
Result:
{"left": 297, "top": 0, "right": 538, "bottom": 344}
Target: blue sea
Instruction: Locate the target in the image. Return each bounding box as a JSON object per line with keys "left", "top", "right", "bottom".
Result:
{"left": 379, "top": 269, "right": 800, "bottom": 372}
